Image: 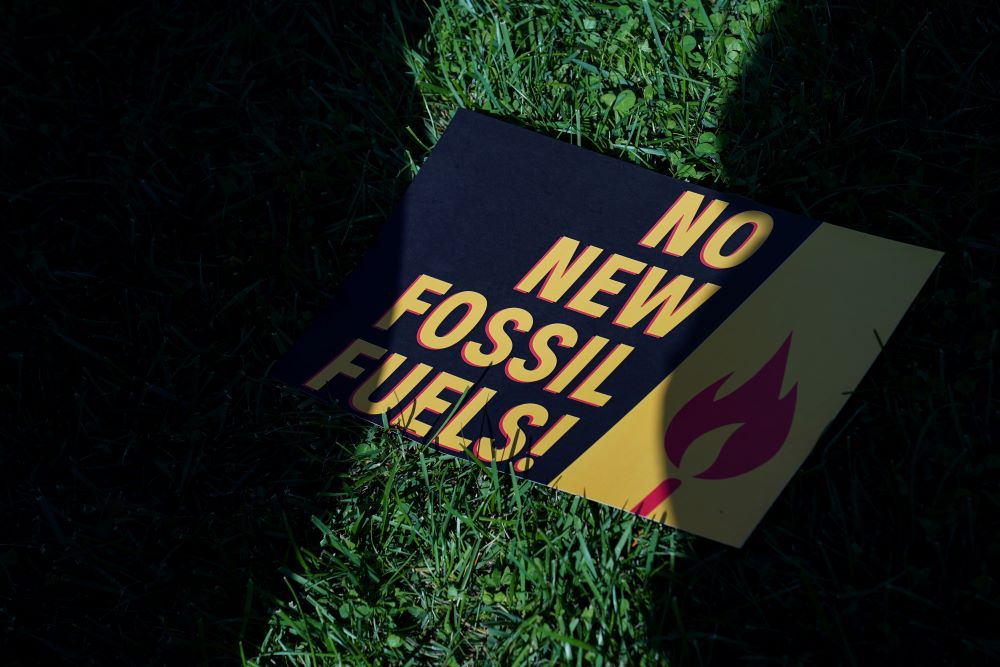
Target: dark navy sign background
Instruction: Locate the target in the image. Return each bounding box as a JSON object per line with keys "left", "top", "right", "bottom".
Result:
{"left": 272, "top": 109, "right": 819, "bottom": 484}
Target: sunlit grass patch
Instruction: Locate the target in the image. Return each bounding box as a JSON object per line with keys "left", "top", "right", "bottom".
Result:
{"left": 250, "top": 1, "right": 774, "bottom": 664}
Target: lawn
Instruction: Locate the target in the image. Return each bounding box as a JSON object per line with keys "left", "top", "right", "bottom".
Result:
{"left": 3, "top": 0, "right": 996, "bottom": 665}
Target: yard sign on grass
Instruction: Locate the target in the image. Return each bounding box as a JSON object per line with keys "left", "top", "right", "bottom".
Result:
{"left": 273, "top": 110, "right": 941, "bottom": 546}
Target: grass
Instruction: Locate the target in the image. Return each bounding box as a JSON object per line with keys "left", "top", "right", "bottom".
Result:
{"left": 253, "top": 429, "right": 686, "bottom": 665}
{"left": 3, "top": 0, "right": 997, "bottom": 665}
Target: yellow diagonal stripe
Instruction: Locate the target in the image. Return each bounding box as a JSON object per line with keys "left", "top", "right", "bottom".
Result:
{"left": 550, "top": 223, "right": 941, "bottom": 547}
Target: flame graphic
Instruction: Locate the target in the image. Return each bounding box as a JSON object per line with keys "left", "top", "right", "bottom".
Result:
{"left": 631, "top": 334, "right": 797, "bottom": 517}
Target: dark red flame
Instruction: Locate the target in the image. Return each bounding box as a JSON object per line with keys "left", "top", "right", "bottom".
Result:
{"left": 666, "top": 334, "right": 797, "bottom": 480}
{"left": 632, "top": 334, "right": 797, "bottom": 517}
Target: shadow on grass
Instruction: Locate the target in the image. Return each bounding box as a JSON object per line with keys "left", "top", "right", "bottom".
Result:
{"left": 1, "top": 1, "right": 431, "bottom": 663}
{"left": 643, "top": 0, "right": 997, "bottom": 662}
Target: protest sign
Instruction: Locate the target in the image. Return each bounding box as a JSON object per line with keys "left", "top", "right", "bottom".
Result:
{"left": 273, "top": 110, "right": 941, "bottom": 546}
